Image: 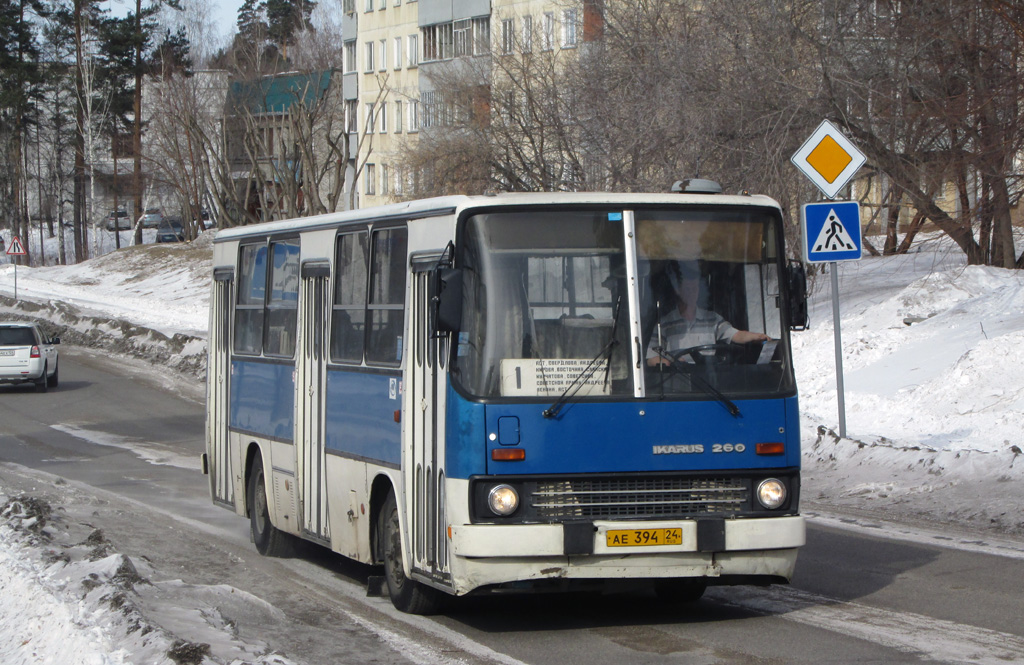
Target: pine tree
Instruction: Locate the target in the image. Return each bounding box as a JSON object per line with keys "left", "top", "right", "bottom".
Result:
{"left": 151, "top": 26, "right": 191, "bottom": 77}
{"left": 0, "top": 0, "right": 47, "bottom": 256}
{"left": 265, "top": 0, "right": 315, "bottom": 59}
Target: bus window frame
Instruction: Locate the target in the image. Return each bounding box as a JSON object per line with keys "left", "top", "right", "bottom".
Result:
{"left": 447, "top": 202, "right": 794, "bottom": 403}
{"left": 263, "top": 238, "right": 301, "bottom": 359}
{"left": 234, "top": 241, "right": 269, "bottom": 356}
{"left": 330, "top": 227, "right": 371, "bottom": 365}
{"left": 364, "top": 223, "right": 409, "bottom": 368}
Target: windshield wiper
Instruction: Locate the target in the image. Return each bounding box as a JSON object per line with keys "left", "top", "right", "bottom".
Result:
{"left": 543, "top": 297, "right": 622, "bottom": 419}
{"left": 651, "top": 349, "right": 742, "bottom": 418}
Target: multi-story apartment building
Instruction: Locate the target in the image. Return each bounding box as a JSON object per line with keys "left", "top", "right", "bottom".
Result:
{"left": 344, "top": 0, "right": 592, "bottom": 208}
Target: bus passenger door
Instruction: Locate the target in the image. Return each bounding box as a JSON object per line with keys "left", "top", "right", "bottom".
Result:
{"left": 208, "top": 270, "right": 235, "bottom": 507}
{"left": 405, "top": 263, "right": 451, "bottom": 587}
{"left": 296, "top": 264, "right": 330, "bottom": 542}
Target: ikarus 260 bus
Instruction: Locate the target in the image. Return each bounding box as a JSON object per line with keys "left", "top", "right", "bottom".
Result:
{"left": 203, "top": 182, "right": 809, "bottom": 613}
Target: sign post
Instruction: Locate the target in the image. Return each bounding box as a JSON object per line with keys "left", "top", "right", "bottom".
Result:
{"left": 791, "top": 121, "right": 866, "bottom": 439}
{"left": 5, "top": 235, "right": 27, "bottom": 300}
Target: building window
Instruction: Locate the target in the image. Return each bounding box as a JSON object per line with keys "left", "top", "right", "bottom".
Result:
{"left": 423, "top": 23, "right": 453, "bottom": 61}
{"left": 344, "top": 41, "right": 357, "bottom": 73}
{"left": 408, "top": 34, "right": 419, "bottom": 67}
{"left": 343, "top": 0, "right": 355, "bottom": 13}
{"left": 346, "top": 100, "right": 358, "bottom": 133}
{"left": 501, "top": 19, "right": 514, "bottom": 54}
{"left": 542, "top": 12, "right": 554, "bottom": 51}
{"left": 364, "top": 0, "right": 372, "bottom": 11}
{"left": 364, "top": 41, "right": 375, "bottom": 72}
{"left": 562, "top": 9, "right": 578, "bottom": 47}
{"left": 473, "top": 17, "right": 490, "bottom": 54}
{"left": 365, "top": 102, "right": 375, "bottom": 133}
{"left": 365, "top": 164, "right": 376, "bottom": 195}
{"left": 394, "top": 36, "right": 403, "bottom": 69}
{"left": 378, "top": 0, "right": 385, "bottom": 10}
{"left": 422, "top": 90, "right": 435, "bottom": 128}
{"left": 379, "top": 102, "right": 388, "bottom": 133}
{"left": 409, "top": 100, "right": 419, "bottom": 131}
{"left": 523, "top": 16, "right": 533, "bottom": 53}
{"left": 381, "top": 164, "right": 390, "bottom": 195}
{"left": 112, "top": 132, "right": 133, "bottom": 159}
{"left": 380, "top": 39, "right": 387, "bottom": 71}
{"left": 454, "top": 19, "right": 470, "bottom": 57}
{"left": 395, "top": 100, "right": 403, "bottom": 133}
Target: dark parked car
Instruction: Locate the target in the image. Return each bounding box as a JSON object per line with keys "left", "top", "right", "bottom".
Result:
{"left": 156, "top": 219, "right": 185, "bottom": 243}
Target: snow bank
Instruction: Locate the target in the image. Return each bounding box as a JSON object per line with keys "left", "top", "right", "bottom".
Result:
{"left": 795, "top": 255, "right": 1024, "bottom": 534}
{"left": 0, "top": 493, "right": 294, "bottom": 665}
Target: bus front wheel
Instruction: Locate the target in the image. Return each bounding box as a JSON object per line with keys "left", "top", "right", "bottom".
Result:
{"left": 248, "top": 455, "right": 293, "bottom": 557}
{"left": 380, "top": 491, "right": 443, "bottom": 614}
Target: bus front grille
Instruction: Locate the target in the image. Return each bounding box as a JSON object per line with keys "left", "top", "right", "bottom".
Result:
{"left": 531, "top": 477, "right": 748, "bottom": 520}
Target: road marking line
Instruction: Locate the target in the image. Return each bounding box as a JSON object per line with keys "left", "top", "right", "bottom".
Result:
{"left": 711, "top": 586, "right": 1024, "bottom": 665}
{"left": 50, "top": 423, "right": 200, "bottom": 470}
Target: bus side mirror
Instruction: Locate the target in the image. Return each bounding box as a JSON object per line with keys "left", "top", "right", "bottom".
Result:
{"left": 787, "top": 262, "right": 809, "bottom": 331}
{"left": 434, "top": 268, "right": 463, "bottom": 333}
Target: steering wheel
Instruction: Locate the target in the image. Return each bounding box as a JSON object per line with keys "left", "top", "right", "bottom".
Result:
{"left": 670, "top": 343, "right": 745, "bottom": 366}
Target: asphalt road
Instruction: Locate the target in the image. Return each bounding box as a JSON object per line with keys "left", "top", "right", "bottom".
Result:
{"left": 1, "top": 348, "right": 1023, "bottom": 665}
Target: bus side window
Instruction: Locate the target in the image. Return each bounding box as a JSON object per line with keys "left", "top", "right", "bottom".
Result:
{"left": 331, "top": 230, "right": 369, "bottom": 363}
{"left": 235, "top": 243, "right": 267, "bottom": 355}
{"left": 366, "top": 226, "right": 408, "bottom": 365}
{"left": 264, "top": 240, "right": 300, "bottom": 357}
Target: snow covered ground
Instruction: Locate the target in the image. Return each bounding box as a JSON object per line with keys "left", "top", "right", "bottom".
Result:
{"left": 1, "top": 226, "right": 1023, "bottom": 663}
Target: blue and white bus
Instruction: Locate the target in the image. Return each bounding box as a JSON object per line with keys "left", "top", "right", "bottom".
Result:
{"left": 204, "top": 183, "right": 809, "bottom": 613}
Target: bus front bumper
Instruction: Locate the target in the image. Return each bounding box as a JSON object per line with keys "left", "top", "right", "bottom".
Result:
{"left": 444, "top": 516, "right": 805, "bottom": 593}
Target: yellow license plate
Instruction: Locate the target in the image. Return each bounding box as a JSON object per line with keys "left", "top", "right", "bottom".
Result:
{"left": 606, "top": 528, "right": 683, "bottom": 548}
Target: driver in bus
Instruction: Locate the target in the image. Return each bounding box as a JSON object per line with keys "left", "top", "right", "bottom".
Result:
{"left": 647, "top": 260, "right": 770, "bottom": 366}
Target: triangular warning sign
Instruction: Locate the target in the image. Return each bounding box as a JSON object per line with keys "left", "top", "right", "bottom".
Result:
{"left": 812, "top": 209, "right": 857, "bottom": 253}
{"left": 6, "top": 236, "right": 27, "bottom": 256}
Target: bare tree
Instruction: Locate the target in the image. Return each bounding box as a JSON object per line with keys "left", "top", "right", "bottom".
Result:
{"left": 807, "top": 0, "right": 1024, "bottom": 266}
{"left": 145, "top": 68, "right": 226, "bottom": 236}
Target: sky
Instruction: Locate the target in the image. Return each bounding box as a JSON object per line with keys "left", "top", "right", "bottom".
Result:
{"left": 0, "top": 225, "right": 1023, "bottom": 662}
{"left": 107, "top": 0, "right": 242, "bottom": 58}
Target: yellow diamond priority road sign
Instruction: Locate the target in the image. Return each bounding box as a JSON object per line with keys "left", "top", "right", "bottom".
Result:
{"left": 791, "top": 120, "right": 866, "bottom": 199}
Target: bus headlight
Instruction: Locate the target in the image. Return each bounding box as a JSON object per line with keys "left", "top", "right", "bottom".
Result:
{"left": 487, "top": 485, "right": 519, "bottom": 516}
{"left": 756, "top": 478, "right": 787, "bottom": 509}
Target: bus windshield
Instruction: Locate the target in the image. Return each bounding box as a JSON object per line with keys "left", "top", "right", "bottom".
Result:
{"left": 451, "top": 207, "right": 793, "bottom": 400}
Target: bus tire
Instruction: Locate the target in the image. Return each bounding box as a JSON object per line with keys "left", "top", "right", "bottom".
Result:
{"left": 248, "top": 455, "right": 293, "bottom": 557}
{"left": 380, "top": 490, "right": 443, "bottom": 615}
{"left": 654, "top": 578, "right": 707, "bottom": 603}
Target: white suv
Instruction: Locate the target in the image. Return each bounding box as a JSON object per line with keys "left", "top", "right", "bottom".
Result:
{"left": 0, "top": 322, "right": 60, "bottom": 392}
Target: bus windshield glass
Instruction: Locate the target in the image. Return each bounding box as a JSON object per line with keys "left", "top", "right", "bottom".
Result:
{"left": 452, "top": 207, "right": 792, "bottom": 400}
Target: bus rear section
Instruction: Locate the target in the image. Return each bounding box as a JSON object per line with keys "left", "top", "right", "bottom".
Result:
{"left": 432, "top": 201, "right": 807, "bottom": 601}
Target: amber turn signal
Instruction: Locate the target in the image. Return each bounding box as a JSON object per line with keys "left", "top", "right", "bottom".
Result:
{"left": 491, "top": 448, "right": 526, "bottom": 461}
{"left": 756, "top": 442, "right": 785, "bottom": 455}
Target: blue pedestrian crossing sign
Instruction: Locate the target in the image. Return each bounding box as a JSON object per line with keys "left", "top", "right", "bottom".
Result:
{"left": 802, "top": 201, "right": 862, "bottom": 263}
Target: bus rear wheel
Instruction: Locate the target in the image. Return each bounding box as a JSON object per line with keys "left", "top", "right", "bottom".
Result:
{"left": 248, "top": 455, "right": 293, "bottom": 557}
{"left": 380, "top": 490, "right": 444, "bottom": 615}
